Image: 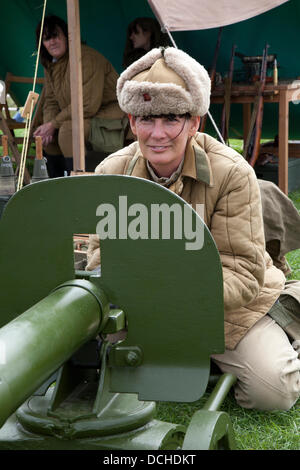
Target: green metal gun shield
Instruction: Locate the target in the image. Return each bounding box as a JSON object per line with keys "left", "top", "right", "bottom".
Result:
{"left": 0, "top": 175, "right": 224, "bottom": 403}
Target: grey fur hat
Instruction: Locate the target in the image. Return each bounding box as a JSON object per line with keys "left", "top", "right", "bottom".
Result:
{"left": 117, "top": 47, "right": 211, "bottom": 117}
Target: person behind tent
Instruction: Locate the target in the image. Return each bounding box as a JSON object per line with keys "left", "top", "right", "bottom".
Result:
{"left": 122, "top": 17, "right": 170, "bottom": 69}
{"left": 87, "top": 46, "right": 300, "bottom": 411}
{"left": 33, "top": 15, "right": 126, "bottom": 177}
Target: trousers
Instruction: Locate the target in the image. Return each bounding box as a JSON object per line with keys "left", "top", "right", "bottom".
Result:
{"left": 212, "top": 314, "right": 300, "bottom": 410}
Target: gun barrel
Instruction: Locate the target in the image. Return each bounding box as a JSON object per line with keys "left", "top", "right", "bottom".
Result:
{"left": 0, "top": 279, "right": 108, "bottom": 428}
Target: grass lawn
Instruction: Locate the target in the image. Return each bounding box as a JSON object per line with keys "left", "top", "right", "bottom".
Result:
{"left": 156, "top": 387, "right": 300, "bottom": 450}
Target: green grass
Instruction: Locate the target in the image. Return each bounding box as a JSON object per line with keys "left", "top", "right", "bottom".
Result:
{"left": 289, "top": 189, "right": 300, "bottom": 211}
{"left": 155, "top": 382, "right": 300, "bottom": 450}
{"left": 285, "top": 190, "right": 300, "bottom": 283}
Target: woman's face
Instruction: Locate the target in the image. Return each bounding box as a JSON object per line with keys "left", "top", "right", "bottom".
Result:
{"left": 130, "top": 25, "right": 151, "bottom": 51}
{"left": 43, "top": 26, "right": 67, "bottom": 60}
{"left": 129, "top": 114, "right": 200, "bottom": 177}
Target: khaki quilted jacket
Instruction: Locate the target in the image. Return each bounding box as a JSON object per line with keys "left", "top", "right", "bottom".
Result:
{"left": 43, "top": 44, "right": 124, "bottom": 129}
{"left": 87, "top": 132, "right": 286, "bottom": 349}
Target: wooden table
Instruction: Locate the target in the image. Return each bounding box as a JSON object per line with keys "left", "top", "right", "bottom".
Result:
{"left": 211, "top": 80, "right": 300, "bottom": 194}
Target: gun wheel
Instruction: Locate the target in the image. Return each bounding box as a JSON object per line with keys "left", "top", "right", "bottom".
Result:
{"left": 182, "top": 410, "right": 236, "bottom": 450}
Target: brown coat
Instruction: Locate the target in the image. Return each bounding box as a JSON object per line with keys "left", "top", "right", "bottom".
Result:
{"left": 43, "top": 44, "right": 124, "bottom": 129}
{"left": 87, "top": 132, "right": 286, "bottom": 350}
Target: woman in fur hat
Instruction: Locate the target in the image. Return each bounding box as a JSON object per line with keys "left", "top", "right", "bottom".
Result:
{"left": 87, "top": 47, "right": 300, "bottom": 411}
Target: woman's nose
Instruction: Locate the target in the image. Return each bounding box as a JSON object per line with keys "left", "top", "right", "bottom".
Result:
{"left": 151, "top": 121, "right": 166, "bottom": 138}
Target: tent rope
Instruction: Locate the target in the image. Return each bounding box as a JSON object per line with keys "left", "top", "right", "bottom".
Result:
{"left": 17, "top": 0, "right": 47, "bottom": 191}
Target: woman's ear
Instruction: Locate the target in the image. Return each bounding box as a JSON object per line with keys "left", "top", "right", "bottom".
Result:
{"left": 128, "top": 114, "right": 137, "bottom": 136}
{"left": 188, "top": 116, "right": 201, "bottom": 136}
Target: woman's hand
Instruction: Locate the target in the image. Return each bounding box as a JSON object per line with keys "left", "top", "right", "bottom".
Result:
{"left": 33, "top": 122, "right": 56, "bottom": 147}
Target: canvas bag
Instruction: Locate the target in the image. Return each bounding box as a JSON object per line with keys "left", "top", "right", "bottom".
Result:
{"left": 89, "top": 116, "right": 129, "bottom": 153}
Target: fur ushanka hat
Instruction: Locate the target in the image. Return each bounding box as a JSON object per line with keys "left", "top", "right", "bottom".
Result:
{"left": 117, "top": 47, "right": 211, "bottom": 117}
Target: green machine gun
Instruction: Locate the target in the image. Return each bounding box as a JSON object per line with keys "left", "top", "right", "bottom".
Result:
{"left": 0, "top": 175, "right": 236, "bottom": 450}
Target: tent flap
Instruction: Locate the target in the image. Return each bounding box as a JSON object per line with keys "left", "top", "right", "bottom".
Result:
{"left": 148, "top": 0, "right": 290, "bottom": 31}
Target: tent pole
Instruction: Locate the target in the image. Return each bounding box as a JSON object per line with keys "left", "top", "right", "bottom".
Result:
{"left": 162, "top": 25, "right": 226, "bottom": 145}
{"left": 163, "top": 26, "right": 178, "bottom": 48}
{"left": 66, "top": 0, "right": 85, "bottom": 172}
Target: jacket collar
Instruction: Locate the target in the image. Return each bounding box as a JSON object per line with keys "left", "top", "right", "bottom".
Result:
{"left": 182, "top": 136, "right": 213, "bottom": 186}
{"left": 127, "top": 133, "right": 213, "bottom": 186}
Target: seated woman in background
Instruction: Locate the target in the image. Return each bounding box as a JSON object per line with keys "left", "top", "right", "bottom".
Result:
{"left": 122, "top": 17, "right": 170, "bottom": 69}
{"left": 34, "top": 15, "right": 125, "bottom": 177}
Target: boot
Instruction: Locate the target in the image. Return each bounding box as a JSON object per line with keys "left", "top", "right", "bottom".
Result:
{"left": 44, "top": 152, "right": 66, "bottom": 178}
{"left": 64, "top": 157, "right": 73, "bottom": 176}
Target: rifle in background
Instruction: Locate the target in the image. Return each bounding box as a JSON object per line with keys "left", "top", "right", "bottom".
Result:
{"left": 220, "top": 44, "right": 237, "bottom": 143}
{"left": 244, "top": 44, "right": 270, "bottom": 166}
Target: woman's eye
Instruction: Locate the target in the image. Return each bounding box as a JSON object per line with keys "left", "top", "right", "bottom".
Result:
{"left": 141, "top": 117, "right": 152, "bottom": 123}
{"left": 166, "top": 115, "right": 179, "bottom": 123}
